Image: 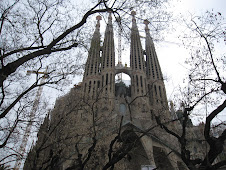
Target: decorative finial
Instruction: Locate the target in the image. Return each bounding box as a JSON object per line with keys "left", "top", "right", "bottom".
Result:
{"left": 108, "top": 11, "right": 112, "bottom": 21}
{"left": 96, "top": 15, "right": 102, "bottom": 21}
{"left": 131, "top": 11, "right": 136, "bottom": 16}
{"left": 144, "top": 19, "right": 149, "bottom": 26}
{"left": 144, "top": 19, "right": 150, "bottom": 32}
{"left": 131, "top": 11, "right": 136, "bottom": 23}
{"left": 96, "top": 15, "right": 102, "bottom": 28}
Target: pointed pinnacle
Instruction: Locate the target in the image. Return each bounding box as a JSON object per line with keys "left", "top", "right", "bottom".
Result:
{"left": 131, "top": 11, "right": 136, "bottom": 16}
{"left": 144, "top": 19, "right": 149, "bottom": 26}
{"left": 131, "top": 11, "right": 136, "bottom": 24}
{"left": 96, "top": 15, "right": 102, "bottom": 21}
{"left": 108, "top": 11, "right": 112, "bottom": 22}
{"left": 96, "top": 15, "right": 102, "bottom": 28}
{"left": 144, "top": 19, "right": 150, "bottom": 32}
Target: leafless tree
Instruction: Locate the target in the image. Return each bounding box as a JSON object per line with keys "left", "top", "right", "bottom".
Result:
{"left": 0, "top": 0, "right": 172, "bottom": 167}
{"left": 156, "top": 11, "right": 226, "bottom": 170}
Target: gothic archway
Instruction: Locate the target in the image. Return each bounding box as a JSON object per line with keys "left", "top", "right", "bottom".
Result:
{"left": 115, "top": 73, "right": 131, "bottom": 97}
{"left": 153, "top": 146, "right": 174, "bottom": 170}
{"left": 120, "top": 130, "right": 150, "bottom": 170}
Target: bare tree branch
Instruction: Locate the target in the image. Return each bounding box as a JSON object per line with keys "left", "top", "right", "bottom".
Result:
{"left": 0, "top": 1, "right": 113, "bottom": 87}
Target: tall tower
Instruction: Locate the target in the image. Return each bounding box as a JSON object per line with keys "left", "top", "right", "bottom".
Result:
{"left": 83, "top": 12, "right": 115, "bottom": 108}
{"left": 144, "top": 19, "right": 170, "bottom": 122}
{"left": 101, "top": 12, "right": 115, "bottom": 100}
{"left": 83, "top": 16, "right": 102, "bottom": 98}
{"left": 144, "top": 20, "right": 168, "bottom": 108}
{"left": 130, "top": 11, "right": 147, "bottom": 99}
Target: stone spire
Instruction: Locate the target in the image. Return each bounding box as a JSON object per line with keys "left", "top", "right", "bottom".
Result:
{"left": 101, "top": 11, "right": 115, "bottom": 98}
{"left": 130, "top": 11, "right": 146, "bottom": 97}
{"left": 130, "top": 11, "right": 145, "bottom": 72}
{"left": 144, "top": 20, "right": 168, "bottom": 109}
{"left": 101, "top": 11, "right": 115, "bottom": 71}
{"left": 144, "top": 19, "right": 163, "bottom": 80}
{"left": 84, "top": 16, "right": 102, "bottom": 78}
{"left": 83, "top": 16, "right": 102, "bottom": 97}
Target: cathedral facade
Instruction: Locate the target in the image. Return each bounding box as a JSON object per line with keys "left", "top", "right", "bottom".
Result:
{"left": 24, "top": 12, "right": 187, "bottom": 170}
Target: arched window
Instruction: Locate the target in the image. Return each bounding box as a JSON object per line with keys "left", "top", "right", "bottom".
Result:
{"left": 154, "top": 85, "right": 157, "bottom": 96}
{"left": 110, "top": 73, "right": 112, "bottom": 91}
{"left": 88, "top": 81, "right": 91, "bottom": 93}
{"left": 140, "top": 76, "right": 143, "bottom": 87}
{"left": 84, "top": 83, "right": 87, "bottom": 93}
{"left": 97, "top": 81, "right": 100, "bottom": 89}
{"left": 136, "top": 75, "right": 138, "bottom": 87}
{"left": 102, "top": 75, "right": 104, "bottom": 87}
{"left": 106, "top": 73, "right": 108, "bottom": 86}
{"left": 159, "top": 86, "right": 162, "bottom": 98}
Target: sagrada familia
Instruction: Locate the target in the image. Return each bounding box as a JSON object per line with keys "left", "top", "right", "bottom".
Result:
{"left": 23, "top": 12, "right": 206, "bottom": 170}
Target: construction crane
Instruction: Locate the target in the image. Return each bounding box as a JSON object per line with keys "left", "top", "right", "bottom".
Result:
{"left": 13, "top": 67, "right": 83, "bottom": 169}
{"left": 116, "top": 17, "right": 123, "bottom": 82}
{"left": 14, "top": 68, "right": 48, "bottom": 170}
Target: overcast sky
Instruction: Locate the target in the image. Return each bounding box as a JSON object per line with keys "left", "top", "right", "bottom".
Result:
{"left": 157, "top": 0, "right": 226, "bottom": 124}
{"left": 151, "top": 0, "right": 225, "bottom": 93}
